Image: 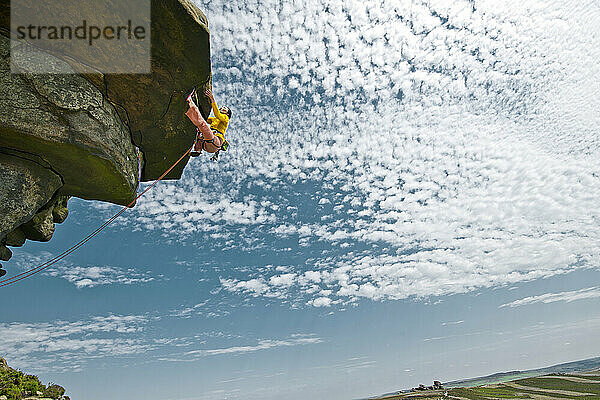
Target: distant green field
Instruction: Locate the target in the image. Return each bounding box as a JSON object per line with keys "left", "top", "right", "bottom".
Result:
{"left": 449, "top": 387, "right": 529, "bottom": 399}
{"left": 559, "top": 374, "right": 600, "bottom": 381}
{"left": 515, "top": 377, "right": 600, "bottom": 395}
{"left": 496, "top": 384, "right": 583, "bottom": 399}
{"left": 467, "top": 387, "right": 530, "bottom": 398}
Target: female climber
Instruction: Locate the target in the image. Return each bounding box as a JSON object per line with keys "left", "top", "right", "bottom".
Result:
{"left": 185, "top": 88, "right": 231, "bottom": 161}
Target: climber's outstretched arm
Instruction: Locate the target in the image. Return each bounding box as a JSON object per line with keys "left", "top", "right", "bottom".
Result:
{"left": 205, "top": 89, "right": 229, "bottom": 123}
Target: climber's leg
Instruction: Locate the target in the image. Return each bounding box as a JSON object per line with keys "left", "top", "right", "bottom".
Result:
{"left": 185, "top": 99, "right": 213, "bottom": 140}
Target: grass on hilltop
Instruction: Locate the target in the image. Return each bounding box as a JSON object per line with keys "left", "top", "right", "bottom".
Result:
{"left": 514, "top": 377, "right": 600, "bottom": 395}
{"left": 0, "top": 360, "right": 66, "bottom": 400}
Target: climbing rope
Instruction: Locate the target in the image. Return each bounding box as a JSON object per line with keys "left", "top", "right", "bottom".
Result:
{"left": 0, "top": 144, "right": 194, "bottom": 288}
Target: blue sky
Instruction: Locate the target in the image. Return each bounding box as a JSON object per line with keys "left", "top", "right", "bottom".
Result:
{"left": 2, "top": 0, "right": 600, "bottom": 399}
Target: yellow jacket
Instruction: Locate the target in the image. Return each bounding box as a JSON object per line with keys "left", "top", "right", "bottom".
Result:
{"left": 208, "top": 101, "right": 229, "bottom": 135}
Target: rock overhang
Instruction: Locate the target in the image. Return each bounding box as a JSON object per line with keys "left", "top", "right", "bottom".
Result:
{"left": 0, "top": 0, "right": 213, "bottom": 267}
{"left": 0, "top": 0, "right": 213, "bottom": 195}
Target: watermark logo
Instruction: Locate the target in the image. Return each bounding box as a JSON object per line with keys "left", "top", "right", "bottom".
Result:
{"left": 10, "top": 0, "right": 150, "bottom": 74}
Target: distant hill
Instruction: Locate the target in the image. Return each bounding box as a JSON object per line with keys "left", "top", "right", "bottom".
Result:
{"left": 445, "top": 356, "right": 600, "bottom": 388}
{"left": 368, "top": 356, "right": 600, "bottom": 400}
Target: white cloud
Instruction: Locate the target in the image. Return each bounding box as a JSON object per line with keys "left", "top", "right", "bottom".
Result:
{"left": 159, "top": 335, "right": 323, "bottom": 362}
{"left": 11, "top": 252, "right": 155, "bottom": 288}
{"left": 269, "top": 273, "right": 296, "bottom": 287}
{"left": 0, "top": 315, "right": 153, "bottom": 372}
{"left": 169, "top": 302, "right": 208, "bottom": 318}
{"left": 46, "top": 265, "right": 155, "bottom": 288}
{"left": 499, "top": 287, "right": 600, "bottom": 308}
{"left": 309, "top": 297, "right": 332, "bottom": 307}
{"left": 2, "top": 310, "right": 299, "bottom": 374}
{"left": 303, "top": 271, "right": 322, "bottom": 284}
{"left": 220, "top": 277, "right": 272, "bottom": 297}
{"left": 442, "top": 320, "right": 464, "bottom": 326}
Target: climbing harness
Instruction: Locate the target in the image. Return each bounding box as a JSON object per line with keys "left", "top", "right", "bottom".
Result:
{"left": 0, "top": 144, "right": 194, "bottom": 288}
{"left": 192, "top": 128, "right": 229, "bottom": 162}
{"left": 195, "top": 128, "right": 228, "bottom": 151}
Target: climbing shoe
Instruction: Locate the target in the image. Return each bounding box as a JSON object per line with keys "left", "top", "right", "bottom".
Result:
{"left": 185, "top": 87, "right": 196, "bottom": 103}
{"left": 0, "top": 268, "right": 6, "bottom": 278}
{"left": 190, "top": 151, "right": 200, "bottom": 157}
